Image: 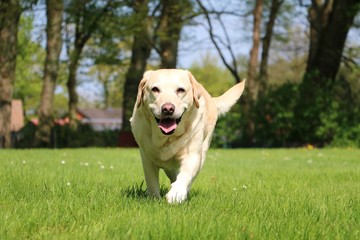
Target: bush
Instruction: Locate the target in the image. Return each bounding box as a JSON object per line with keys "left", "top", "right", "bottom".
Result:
{"left": 212, "top": 104, "right": 243, "bottom": 148}
{"left": 18, "top": 122, "right": 119, "bottom": 148}
{"left": 253, "top": 83, "right": 299, "bottom": 147}
{"left": 329, "top": 106, "right": 360, "bottom": 148}
{"left": 251, "top": 79, "right": 360, "bottom": 148}
{"left": 213, "top": 83, "right": 302, "bottom": 148}
{"left": 331, "top": 124, "right": 360, "bottom": 148}
{"left": 53, "top": 124, "right": 119, "bottom": 148}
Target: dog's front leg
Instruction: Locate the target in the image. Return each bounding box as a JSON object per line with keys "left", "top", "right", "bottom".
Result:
{"left": 166, "top": 153, "right": 201, "bottom": 204}
{"left": 140, "top": 151, "right": 160, "bottom": 198}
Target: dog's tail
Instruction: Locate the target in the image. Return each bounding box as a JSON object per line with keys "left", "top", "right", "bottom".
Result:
{"left": 213, "top": 80, "right": 246, "bottom": 116}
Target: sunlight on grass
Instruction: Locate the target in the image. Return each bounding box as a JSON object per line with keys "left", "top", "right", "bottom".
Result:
{"left": 0, "top": 148, "right": 359, "bottom": 239}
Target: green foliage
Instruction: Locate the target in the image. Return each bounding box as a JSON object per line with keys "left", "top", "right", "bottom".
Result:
{"left": 293, "top": 70, "right": 360, "bottom": 147}
{"left": 268, "top": 25, "right": 308, "bottom": 87}
{"left": 253, "top": 83, "right": 299, "bottom": 147}
{"left": 211, "top": 78, "right": 360, "bottom": 148}
{"left": 14, "top": 15, "right": 44, "bottom": 117}
{"left": 87, "top": 63, "right": 126, "bottom": 108}
{"left": 331, "top": 122, "right": 360, "bottom": 148}
{"left": 324, "top": 84, "right": 360, "bottom": 148}
{"left": 1, "top": 149, "right": 359, "bottom": 239}
{"left": 214, "top": 83, "right": 303, "bottom": 148}
{"left": 250, "top": 76, "right": 360, "bottom": 148}
{"left": 212, "top": 104, "right": 243, "bottom": 148}
{"left": 53, "top": 62, "right": 71, "bottom": 117}
{"left": 189, "top": 53, "right": 234, "bottom": 96}
{"left": 53, "top": 89, "right": 69, "bottom": 117}
{"left": 14, "top": 15, "right": 69, "bottom": 119}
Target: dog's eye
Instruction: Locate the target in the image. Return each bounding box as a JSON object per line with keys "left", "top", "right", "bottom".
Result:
{"left": 176, "top": 88, "right": 185, "bottom": 94}
{"left": 151, "top": 87, "right": 160, "bottom": 93}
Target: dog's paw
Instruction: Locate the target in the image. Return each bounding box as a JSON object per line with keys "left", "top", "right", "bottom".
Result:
{"left": 166, "top": 183, "right": 188, "bottom": 204}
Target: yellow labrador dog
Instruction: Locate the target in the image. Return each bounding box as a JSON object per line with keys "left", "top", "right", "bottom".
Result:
{"left": 130, "top": 69, "right": 245, "bottom": 203}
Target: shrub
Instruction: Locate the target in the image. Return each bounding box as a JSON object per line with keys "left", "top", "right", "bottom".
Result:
{"left": 17, "top": 122, "right": 119, "bottom": 148}
{"left": 253, "top": 83, "right": 299, "bottom": 147}
{"left": 212, "top": 104, "right": 243, "bottom": 148}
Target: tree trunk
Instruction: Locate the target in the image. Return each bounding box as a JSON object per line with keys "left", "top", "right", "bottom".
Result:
{"left": 306, "top": 0, "right": 333, "bottom": 71}
{"left": 241, "top": 0, "right": 263, "bottom": 146}
{"left": 247, "top": 0, "right": 263, "bottom": 102}
{"left": 119, "top": 0, "right": 152, "bottom": 146}
{"left": 64, "top": 0, "right": 111, "bottom": 128}
{"left": 65, "top": 1, "right": 84, "bottom": 128}
{"left": 296, "top": 0, "right": 360, "bottom": 144}
{"left": 122, "top": 33, "right": 151, "bottom": 132}
{"left": 102, "top": 74, "right": 110, "bottom": 109}
{"left": 157, "top": 0, "right": 185, "bottom": 68}
{"left": 308, "top": 0, "right": 360, "bottom": 81}
{"left": 0, "top": 0, "right": 21, "bottom": 148}
{"left": 66, "top": 47, "right": 81, "bottom": 127}
{"left": 258, "top": 0, "right": 283, "bottom": 97}
{"left": 35, "top": 0, "right": 63, "bottom": 147}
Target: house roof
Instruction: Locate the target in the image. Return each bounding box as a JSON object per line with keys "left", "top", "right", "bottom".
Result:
{"left": 11, "top": 100, "right": 24, "bottom": 132}
{"left": 77, "top": 108, "right": 123, "bottom": 123}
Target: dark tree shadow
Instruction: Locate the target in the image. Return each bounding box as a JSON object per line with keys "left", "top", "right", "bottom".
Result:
{"left": 122, "top": 181, "right": 202, "bottom": 203}
{"left": 121, "top": 181, "right": 169, "bottom": 199}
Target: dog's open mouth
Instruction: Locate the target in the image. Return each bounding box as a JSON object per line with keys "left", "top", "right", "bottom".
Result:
{"left": 155, "top": 117, "right": 182, "bottom": 135}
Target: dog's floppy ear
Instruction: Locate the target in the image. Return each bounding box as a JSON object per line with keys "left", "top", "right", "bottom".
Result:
{"left": 136, "top": 70, "right": 153, "bottom": 108}
{"left": 186, "top": 70, "right": 202, "bottom": 108}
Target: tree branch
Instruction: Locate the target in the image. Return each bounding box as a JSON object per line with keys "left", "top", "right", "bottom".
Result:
{"left": 195, "top": 0, "right": 241, "bottom": 83}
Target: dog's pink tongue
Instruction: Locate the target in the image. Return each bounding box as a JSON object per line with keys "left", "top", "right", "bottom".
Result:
{"left": 158, "top": 118, "right": 177, "bottom": 133}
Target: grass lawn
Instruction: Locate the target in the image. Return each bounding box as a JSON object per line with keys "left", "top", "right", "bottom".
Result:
{"left": 0, "top": 148, "right": 359, "bottom": 239}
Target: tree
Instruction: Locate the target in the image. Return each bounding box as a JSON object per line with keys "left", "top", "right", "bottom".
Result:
{"left": 88, "top": 63, "right": 125, "bottom": 109}
{"left": 296, "top": 0, "right": 360, "bottom": 144}
{"left": 64, "top": 0, "right": 114, "bottom": 127}
{"left": 14, "top": 15, "right": 44, "bottom": 118}
{"left": 247, "top": 0, "right": 263, "bottom": 102}
{"left": 258, "top": 0, "right": 284, "bottom": 96}
{"left": 0, "top": 0, "right": 22, "bottom": 148}
{"left": 155, "top": 0, "right": 192, "bottom": 68}
{"left": 120, "top": 0, "right": 198, "bottom": 146}
{"left": 195, "top": 0, "right": 242, "bottom": 83}
{"left": 306, "top": 0, "right": 360, "bottom": 81}
{"left": 121, "top": 0, "right": 152, "bottom": 137}
{"left": 34, "top": 0, "right": 63, "bottom": 147}
{"left": 268, "top": 25, "right": 308, "bottom": 86}
{"left": 85, "top": 14, "right": 132, "bottom": 110}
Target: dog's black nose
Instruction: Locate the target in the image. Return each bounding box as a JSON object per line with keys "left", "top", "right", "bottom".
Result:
{"left": 162, "top": 103, "right": 175, "bottom": 115}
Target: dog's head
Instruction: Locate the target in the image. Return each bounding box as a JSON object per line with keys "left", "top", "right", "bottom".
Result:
{"left": 136, "top": 69, "right": 202, "bottom": 135}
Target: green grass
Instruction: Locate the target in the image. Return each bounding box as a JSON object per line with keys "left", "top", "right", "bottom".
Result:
{"left": 0, "top": 148, "right": 359, "bottom": 239}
